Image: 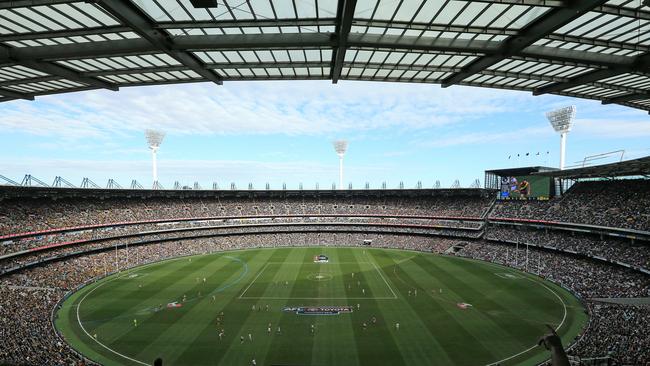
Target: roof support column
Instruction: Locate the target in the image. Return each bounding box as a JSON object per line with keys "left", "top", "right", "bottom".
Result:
{"left": 331, "top": 0, "right": 357, "bottom": 83}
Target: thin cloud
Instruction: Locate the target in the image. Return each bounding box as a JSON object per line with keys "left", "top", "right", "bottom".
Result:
{"left": 573, "top": 118, "right": 650, "bottom": 138}
{"left": 416, "top": 126, "right": 552, "bottom": 148}
{"left": 1, "top": 81, "right": 534, "bottom": 140}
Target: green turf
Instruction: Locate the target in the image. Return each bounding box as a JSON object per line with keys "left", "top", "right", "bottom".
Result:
{"left": 55, "top": 247, "right": 587, "bottom": 366}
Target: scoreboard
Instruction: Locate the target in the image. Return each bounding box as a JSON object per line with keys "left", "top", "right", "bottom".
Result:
{"left": 499, "top": 174, "right": 552, "bottom": 199}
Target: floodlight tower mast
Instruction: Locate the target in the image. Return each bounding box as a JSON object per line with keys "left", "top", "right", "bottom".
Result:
{"left": 333, "top": 140, "right": 348, "bottom": 190}
{"left": 145, "top": 130, "right": 165, "bottom": 187}
{"left": 545, "top": 106, "right": 575, "bottom": 170}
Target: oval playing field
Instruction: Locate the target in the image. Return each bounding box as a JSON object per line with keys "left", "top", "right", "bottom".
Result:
{"left": 55, "top": 247, "right": 588, "bottom": 366}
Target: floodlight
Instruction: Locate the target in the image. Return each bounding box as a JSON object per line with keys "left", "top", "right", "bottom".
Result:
{"left": 545, "top": 106, "right": 575, "bottom": 170}
{"left": 333, "top": 140, "right": 348, "bottom": 189}
{"left": 145, "top": 129, "right": 166, "bottom": 185}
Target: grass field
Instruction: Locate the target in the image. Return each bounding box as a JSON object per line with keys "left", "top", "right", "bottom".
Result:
{"left": 56, "top": 246, "right": 587, "bottom": 366}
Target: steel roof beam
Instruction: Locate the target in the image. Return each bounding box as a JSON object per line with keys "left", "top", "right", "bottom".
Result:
{"left": 440, "top": 0, "right": 607, "bottom": 88}
{"left": 83, "top": 65, "right": 192, "bottom": 77}
{"left": 0, "top": 87, "right": 34, "bottom": 100}
{"left": 80, "top": 62, "right": 461, "bottom": 78}
{"left": 0, "top": 75, "right": 59, "bottom": 87}
{"left": 602, "top": 93, "right": 650, "bottom": 105}
{"left": 533, "top": 52, "right": 650, "bottom": 95}
{"left": 156, "top": 18, "right": 335, "bottom": 29}
{"left": 176, "top": 33, "right": 334, "bottom": 50}
{"left": 156, "top": 18, "right": 515, "bottom": 36}
{"left": 532, "top": 69, "right": 620, "bottom": 95}
{"left": 533, "top": 69, "right": 625, "bottom": 95}
{"left": 356, "top": 20, "right": 518, "bottom": 35}
{"left": 331, "top": 0, "right": 357, "bottom": 83}
{"left": 19, "top": 60, "right": 118, "bottom": 90}
{"left": 0, "top": 33, "right": 645, "bottom": 71}
{"left": 545, "top": 33, "right": 650, "bottom": 53}
{"left": 0, "top": 44, "right": 118, "bottom": 91}
{"left": 0, "top": 0, "right": 75, "bottom": 9}
{"left": 0, "top": 38, "right": 155, "bottom": 62}
{"left": 596, "top": 4, "right": 650, "bottom": 21}
{"left": 95, "top": 0, "right": 223, "bottom": 85}
{"left": 519, "top": 45, "right": 629, "bottom": 69}
{"left": 0, "top": 25, "right": 132, "bottom": 42}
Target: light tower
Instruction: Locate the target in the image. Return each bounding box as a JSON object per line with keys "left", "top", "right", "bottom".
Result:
{"left": 546, "top": 106, "right": 575, "bottom": 170}
{"left": 145, "top": 129, "right": 165, "bottom": 188}
{"left": 333, "top": 140, "right": 348, "bottom": 190}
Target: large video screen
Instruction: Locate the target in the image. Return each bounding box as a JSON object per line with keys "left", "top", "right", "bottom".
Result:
{"left": 499, "top": 175, "right": 551, "bottom": 199}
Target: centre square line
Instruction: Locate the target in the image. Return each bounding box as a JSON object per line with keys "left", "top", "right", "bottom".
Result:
{"left": 238, "top": 261, "right": 396, "bottom": 299}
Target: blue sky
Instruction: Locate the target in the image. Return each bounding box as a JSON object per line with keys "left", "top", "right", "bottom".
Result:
{"left": 1, "top": 80, "right": 649, "bottom": 189}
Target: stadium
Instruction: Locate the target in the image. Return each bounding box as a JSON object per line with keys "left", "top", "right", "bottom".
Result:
{"left": 1, "top": 1, "right": 650, "bottom": 366}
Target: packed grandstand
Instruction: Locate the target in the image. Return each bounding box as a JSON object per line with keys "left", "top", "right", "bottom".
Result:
{"left": 0, "top": 175, "right": 648, "bottom": 365}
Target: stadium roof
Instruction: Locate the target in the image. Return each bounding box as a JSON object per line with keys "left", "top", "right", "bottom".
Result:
{"left": 533, "top": 155, "right": 650, "bottom": 178}
{"left": 3, "top": 1, "right": 650, "bottom": 112}
{"left": 485, "top": 166, "right": 559, "bottom": 176}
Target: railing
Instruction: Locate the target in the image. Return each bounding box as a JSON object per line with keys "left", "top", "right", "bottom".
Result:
{"left": 0, "top": 213, "right": 484, "bottom": 241}
{"left": 488, "top": 217, "right": 650, "bottom": 241}
{"left": 483, "top": 237, "right": 650, "bottom": 275}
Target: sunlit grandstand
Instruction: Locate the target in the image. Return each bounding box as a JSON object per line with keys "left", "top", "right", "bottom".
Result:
{"left": 1, "top": 1, "right": 650, "bottom": 366}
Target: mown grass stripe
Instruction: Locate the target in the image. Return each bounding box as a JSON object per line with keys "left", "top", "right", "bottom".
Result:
{"left": 133, "top": 252, "right": 257, "bottom": 364}
{"left": 430, "top": 256, "right": 560, "bottom": 338}
{"left": 415, "top": 255, "right": 548, "bottom": 361}
{"left": 366, "top": 249, "right": 457, "bottom": 365}
{"left": 341, "top": 248, "right": 406, "bottom": 366}
{"left": 169, "top": 248, "right": 288, "bottom": 365}
{"left": 54, "top": 248, "right": 587, "bottom": 366}
{"left": 215, "top": 247, "right": 305, "bottom": 366}
{"left": 80, "top": 254, "right": 217, "bottom": 322}
{"left": 96, "top": 257, "right": 226, "bottom": 338}
{"left": 264, "top": 248, "right": 320, "bottom": 366}
{"left": 309, "top": 247, "right": 360, "bottom": 366}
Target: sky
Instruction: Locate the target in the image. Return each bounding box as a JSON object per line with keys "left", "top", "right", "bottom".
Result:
{"left": 1, "top": 80, "right": 649, "bottom": 189}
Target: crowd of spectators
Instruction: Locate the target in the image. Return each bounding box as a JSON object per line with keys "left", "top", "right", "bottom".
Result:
{"left": 0, "top": 194, "right": 491, "bottom": 236}
{"left": 490, "top": 179, "right": 650, "bottom": 231}
{"left": 457, "top": 241, "right": 650, "bottom": 364}
{"left": 457, "top": 241, "right": 649, "bottom": 298}
{"left": 0, "top": 215, "right": 482, "bottom": 257}
{"left": 0, "top": 223, "right": 476, "bottom": 274}
{"left": 0, "top": 286, "right": 82, "bottom": 365}
{"left": 486, "top": 224, "right": 650, "bottom": 270}
{"left": 570, "top": 302, "right": 650, "bottom": 365}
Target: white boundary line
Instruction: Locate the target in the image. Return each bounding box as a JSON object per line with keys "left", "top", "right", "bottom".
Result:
{"left": 73, "top": 254, "right": 239, "bottom": 366}
{"left": 76, "top": 278, "right": 149, "bottom": 366}
{"left": 266, "top": 261, "right": 371, "bottom": 264}
{"left": 469, "top": 260, "right": 569, "bottom": 366}
{"left": 238, "top": 259, "right": 397, "bottom": 300}
{"left": 238, "top": 262, "right": 270, "bottom": 298}
{"left": 71, "top": 249, "right": 570, "bottom": 366}
{"left": 369, "top": 256, "right": 398, "bottom": 299}
{"left": 485, "top": 277, "right": 567, "bottom": 366}
{"left": 239, "top": 296, "right": 398, "bottom": 300}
